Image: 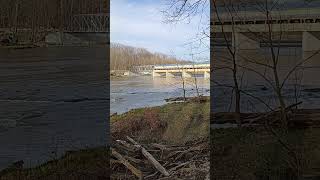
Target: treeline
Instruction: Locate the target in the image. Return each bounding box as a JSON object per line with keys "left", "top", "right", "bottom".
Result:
{"left": 111, "top": 43, "right": 186, "bottom": 70}
{"left": 0, "top": 0, "right": 108, "bottom": 30}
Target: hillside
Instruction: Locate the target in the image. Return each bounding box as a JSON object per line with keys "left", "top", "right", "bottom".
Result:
{"left": 110, "top": 43, "right": 187, "bottom": 70}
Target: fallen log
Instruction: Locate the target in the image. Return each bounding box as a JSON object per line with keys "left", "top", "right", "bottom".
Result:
{"left": 111, "top": 136, "right": 209, "bottom": 179}
{"left": 126, "top": 136, "right": 170, "bottom": 177}
{"left": 111, "top": 148, "right": 143, "bottom": 180}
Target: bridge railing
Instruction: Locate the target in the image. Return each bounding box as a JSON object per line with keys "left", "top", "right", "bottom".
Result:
{"left": 153, "top": 64, "right": 210, "bottom": 70}
{"left": 64, "top": 14, "right": 109, "bottom": 33}
{"left": 213, "top": 17, "right": 320, "bottom": 26}
{"left": 212, "top": 8, "right": 320, "bottom": 24}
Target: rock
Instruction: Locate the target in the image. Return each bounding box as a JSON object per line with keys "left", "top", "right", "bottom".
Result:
{"left": 45, "top": 32, "right": 89, "bottom": 45}
{"left": 11, "top": 160, "right": 24, "bottom": 170}
{"left": 0, "top": 38, "right": 10, "bottom": 45}
{"left": 261, "top": 86, "right": 268, "bottom": 91}
{"left": 0, "top": 33, "right": 18, "bottom": 45}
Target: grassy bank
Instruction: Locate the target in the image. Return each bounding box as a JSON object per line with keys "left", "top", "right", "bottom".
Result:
{"left": 111, "top": 96, "right": 210, "bottom": 143}
{"left": 1, "top": 97, "right": 210, "bottom": 179}
{"left": 0, "top": 147, "right": 108, "bottom": 180}
{"left": 211, "top": 126, "right": 320, "bottom": 179}
{"left": 111, "top": 96, "right": 210, "bottom": 179}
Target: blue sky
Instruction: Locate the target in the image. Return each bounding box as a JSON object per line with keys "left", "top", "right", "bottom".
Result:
{"left": 110, "top": 0, "right": 209, "bottom": 61}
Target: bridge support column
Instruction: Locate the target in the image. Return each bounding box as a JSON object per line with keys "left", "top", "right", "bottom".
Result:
{"left": 204, "top": 71, "right": 210, "bottom": 79}
{"left": 182, "top": 71, "right": 192, "bottom": 78}
{"left": 166, "top": 71, "right": 175, "bottom": 78}
{"left": 303, "top": 31, "right": 320, "bottom": 59}
{"left": 153, "top": 71, "right": 161, "bottom": 77}
{"left": 233, "top": 32, "right": 260, "bottom": 50}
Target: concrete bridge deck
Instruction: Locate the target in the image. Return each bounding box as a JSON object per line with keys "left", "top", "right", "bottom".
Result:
{"left": 212, "top": 8, "right": 320, "bottom": 54}
{"left": 153, "top": 64, "right": 210, "bottom": 78}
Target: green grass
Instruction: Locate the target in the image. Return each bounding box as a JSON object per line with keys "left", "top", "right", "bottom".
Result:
{"left": 0, "top": 147, "right": 109, "bottom": 180}
{"left": 111, "top": 97, "right": 210, "bottom": 144}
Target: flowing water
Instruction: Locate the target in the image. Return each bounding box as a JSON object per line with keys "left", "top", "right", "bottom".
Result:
{"left": 111, "top": 76, "right": 210, "bottom": 114}
{"left": 0, "top": 47, "right": 108, "bottom": 170}
{"left": 212, "top": 47, "right": 320, "bottom": 112}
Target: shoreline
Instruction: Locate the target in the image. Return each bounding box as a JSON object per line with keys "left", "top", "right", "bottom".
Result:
{"left": 0, "top": 43, "right": 109, "bottom": 50}
{"left": 0, "top": 47, "right": 108, "bottom": 172}
{"left": 0, "top": 147, "right": 109, "bottom": 179}
{"left": 1, "top": 98, "right": 210, "bottom": 179}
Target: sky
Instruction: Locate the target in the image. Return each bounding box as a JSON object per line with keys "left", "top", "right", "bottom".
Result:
{"left": 110, "top": 0, "right": 210, "bottom": 62}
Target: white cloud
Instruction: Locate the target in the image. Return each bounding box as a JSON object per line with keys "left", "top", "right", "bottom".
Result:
{"left": 110, "top": 0, "right": 209, "bottom": 61}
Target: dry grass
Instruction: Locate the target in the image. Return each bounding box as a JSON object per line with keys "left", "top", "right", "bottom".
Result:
{"left": 0, "top": 147, "right": 109, "bottom": 180}
{"left": 211, "top": 127, "right": 320, "bottom": 180}
{"left": 111, "top": 98, "right": 210, "bottom": 143}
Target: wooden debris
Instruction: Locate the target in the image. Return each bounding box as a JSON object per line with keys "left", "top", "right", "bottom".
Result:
{"left": 110, "top": 137, "right": 209, "bottom": 180}
{"left": 111, "top": 148, "right": 143, "bottom": 180}
{"left": 212, "top": 101, "right": 320, "bottom": 128}
{"left": 126, "top": 136, "right": 170, "bottom": 177}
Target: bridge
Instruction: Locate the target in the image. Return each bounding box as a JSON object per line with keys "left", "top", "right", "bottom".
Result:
{"left": 152, "top": 64, "right": 210, "bottom": 78}
{"left": 0, "top": 0, "right": 109, "bottom": 44}
{"left": 131, "top": 65, "right": 154, "bottom": 75}
{"left": 212, "top": 7, "right": 320, "bottom": 57}
{"left": 64, "top": 13, "right": 109, "bottom": 33}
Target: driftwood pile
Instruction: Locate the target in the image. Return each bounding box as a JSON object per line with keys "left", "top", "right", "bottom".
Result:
{"left": 165, "top": 96, "right": 209, "bottom": 103}
{"left": 111, "top": 136, "right": 209, "bottom": 180}
{"left": 212, "top": 102, "right": 320, "bottom": 128}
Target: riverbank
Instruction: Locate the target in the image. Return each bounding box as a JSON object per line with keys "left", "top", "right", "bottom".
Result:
{"left": 211, "top": 112, "right": 320, "bottom": 179}
{"left": 1, "top": 97, "right": 210, "bottom": 179}
{"left": 0, "top": 147, "right": 108, "bottom": 180}
{"left": 0, "top": 43, "right": 108, "bottom": 49}
{"left": 111, "top": 96, "right": 210, "bottom": 143}
{"left": 0, "top": 30, "right": 108, "bottom": 48}
{"left": 111, "top": 96, "right": 210, "bottom": 179}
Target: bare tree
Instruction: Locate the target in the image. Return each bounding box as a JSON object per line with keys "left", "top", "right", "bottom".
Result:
{"left": 212, "top": 0, "right": 320, "bottom": 178}
{"left": 212, "top": 0, "right": 243, "bottom": 126}
{"left": 110, "top": 43, "right": 187, "bottom": 71}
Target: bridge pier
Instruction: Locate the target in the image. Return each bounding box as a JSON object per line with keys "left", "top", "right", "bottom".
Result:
{"left": 233, "top": 32, "right": 260, "bottom": 50}
{"left": 182, "top": 71, "right": 192, "bottom": 78}
{"left": 302, "top": 31, "right": 320, "bottom": 59}
{"left": 152, "top": 71, "right": 162, "bottom": 77}
{"left": 204, "top": 71, "right": 210, "bottom": 79}
{"left": 166, "top": 71, "right": 175, "bottom": 78}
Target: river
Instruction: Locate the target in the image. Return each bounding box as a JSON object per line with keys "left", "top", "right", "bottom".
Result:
{"left": 111, "top": 76, "right": 210, "bottom": 114}
{"left": 0, "top": 47, "right": 108, "bottom": 170}
{"left": 212, "top": 47, "right": 320, "bottom": 112}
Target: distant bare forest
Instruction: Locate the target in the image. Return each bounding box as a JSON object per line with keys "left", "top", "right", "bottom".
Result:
{"left": 0, "top": 0, "right": 108, "bottom": 30}
{"left": 110, "top": 43, "right": 187, "bottom": 70}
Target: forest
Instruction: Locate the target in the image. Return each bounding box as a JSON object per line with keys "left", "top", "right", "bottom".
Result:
{"left": 110, "top": 43, "right": 186, "bottom": 70}
{"left": 0, "top": 0, "right": 108, "bottom": 30}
